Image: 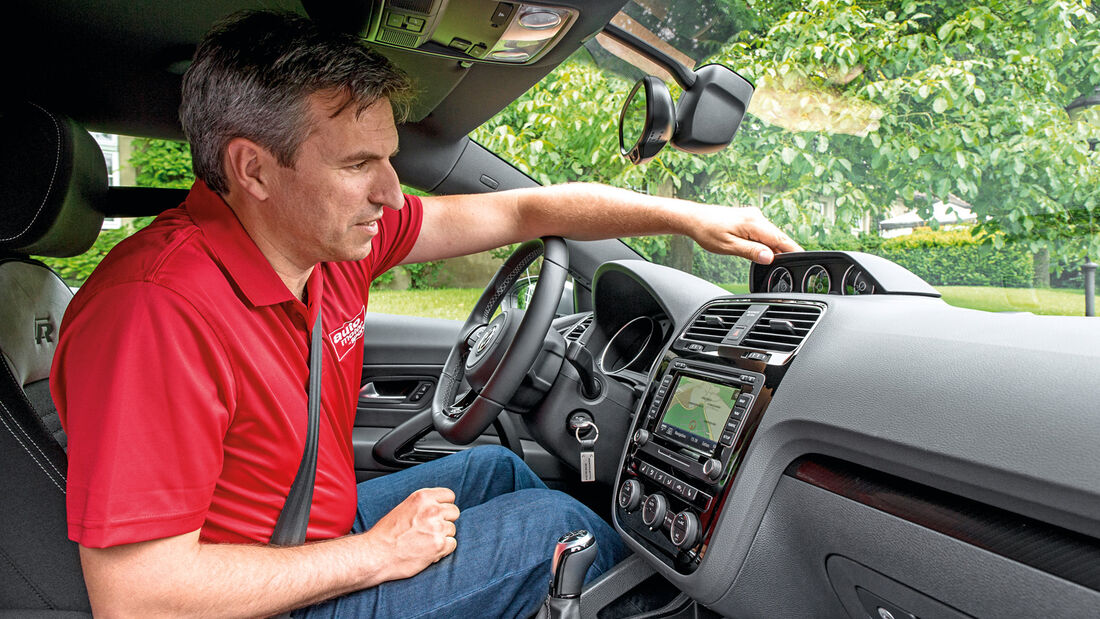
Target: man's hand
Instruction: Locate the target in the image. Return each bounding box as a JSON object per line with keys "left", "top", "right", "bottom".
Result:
{"left": 362, "top": 487, "right": 460, "bottom": 581}
{"left": 685, "top": 204, "right": 803, "bottom": 265}
{"left": 78, "top": 488, "right": 460, "bottom": 617}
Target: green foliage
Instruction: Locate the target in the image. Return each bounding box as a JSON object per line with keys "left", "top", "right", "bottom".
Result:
{"left": 624, "top": 236, "right": 751, "bottom": 283}
{"left": 39, "top": 217, "right": 156, "bottom": 286}
{"left": 402, "top": 261, "right": 443, "bottom": 289}
{"left": 712, "top": 0, "right": 1100, "bottom": 259}
{"left": 805, "top": 226, "right": 1032, "bottom": 286}
{"left": 472, "top": 54, "right": 635, "bottom": 187}
{"left": 476, "top": 0, "right": 1100, "bottom": 283}
{"left": 129, "top": 139, "right": 195, "bottom": 188}
{"left": 370, "top": 269, "right": 397, "bottom": 288}
{"left": 872, "top": 228, "right": 1033, "bottom": 287}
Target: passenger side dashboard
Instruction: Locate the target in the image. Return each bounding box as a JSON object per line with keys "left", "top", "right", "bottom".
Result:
{"left": 589, "top": 258, "right": 1100, "bottom": 617}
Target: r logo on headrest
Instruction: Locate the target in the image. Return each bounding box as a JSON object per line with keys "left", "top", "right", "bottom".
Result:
{"left": 34, "top": 317, "right": 54, "bottom": 345}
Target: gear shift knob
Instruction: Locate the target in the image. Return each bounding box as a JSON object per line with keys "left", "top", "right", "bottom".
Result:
{"left": 549, "top": 529, "right": 597, "bottom": 599}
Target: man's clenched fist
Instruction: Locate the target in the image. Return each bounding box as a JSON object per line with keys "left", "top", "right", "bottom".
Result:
{"left": 361, "top": 487, "right": 461, "bottom": 582}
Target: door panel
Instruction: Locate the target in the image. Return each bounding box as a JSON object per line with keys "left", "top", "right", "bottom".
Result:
{"left": 356, "top": 313, "right": 567, "bottom": 482}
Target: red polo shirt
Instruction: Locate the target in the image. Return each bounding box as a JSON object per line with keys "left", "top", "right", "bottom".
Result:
{"left": 52, "top": 180, "right": 423, "bottom": 548}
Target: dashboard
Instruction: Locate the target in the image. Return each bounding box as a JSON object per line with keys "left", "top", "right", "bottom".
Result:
{"left": 545, "top": 251, "right": 1100, "bottom": 618}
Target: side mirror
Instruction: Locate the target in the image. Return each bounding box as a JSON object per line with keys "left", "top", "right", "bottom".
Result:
{"left": 618, "top": 65, "right": 754, "bottom": 163}
{"left": 619, "top": 76, "right": 675, "bottom": 165}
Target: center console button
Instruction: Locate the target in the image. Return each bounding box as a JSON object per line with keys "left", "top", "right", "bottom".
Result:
{"left": 670, "top": 511, "right": 700, "bottom": 549}
{"left": 680, "top": 483, "right": 697, "bottom": 501}
{"left": 736, "top": 393, "right": 754, "bottom": 408}
{"left": 618, "top": 479, "right": 643, "bottom": 512}
{"left": 641, "top": 494, "right": 668, "bottom": 530}
{"left": 702, "top": 457, "right": 724, "bottom": 482}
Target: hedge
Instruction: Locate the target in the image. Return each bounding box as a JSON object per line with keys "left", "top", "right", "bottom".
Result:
{"left": 808, "top": 228, "right": 1033, "bottom": 288}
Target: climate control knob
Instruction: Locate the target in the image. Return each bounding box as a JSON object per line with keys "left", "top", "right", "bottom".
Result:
{"left": 618, "top": 479, "right": 643, "bottom": 512}
{"left": 641, "top": 493, "right": 668, "bottom": 530}
{"left": 702, "top": 457, "right": 723, "bottom": 482}
{"left": 670, "top": 510, "right": 700, "bottom": 549}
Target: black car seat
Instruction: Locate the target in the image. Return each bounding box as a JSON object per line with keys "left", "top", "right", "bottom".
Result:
{"left": 0, "top": 101, "right": 108, "bottom": 617}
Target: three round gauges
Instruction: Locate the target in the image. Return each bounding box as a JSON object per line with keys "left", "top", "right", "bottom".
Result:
{"left": 765, "top": 265, "right": 875, "bottom": 295}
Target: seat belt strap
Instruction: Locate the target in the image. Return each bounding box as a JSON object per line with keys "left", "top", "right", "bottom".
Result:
{"left": 270, "top": 310, "right": 323, "bottom": 547}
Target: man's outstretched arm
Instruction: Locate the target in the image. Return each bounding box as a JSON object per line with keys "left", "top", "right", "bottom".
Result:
{"left": 79, "top": 487, "right": 459, "bottom": 618}
{"left": 402, "top": 182, "right": 801, "bottom": 266}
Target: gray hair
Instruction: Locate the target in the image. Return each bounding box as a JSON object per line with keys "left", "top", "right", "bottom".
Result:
{"left": 180, "top": 11, "right": 412, "bottom": 195}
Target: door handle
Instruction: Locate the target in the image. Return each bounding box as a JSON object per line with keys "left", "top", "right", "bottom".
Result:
{"left": 359, "top": 379, "right": 434, "bottom": 404}
{"left": 360, "top": 382, "right": 408, "bottom": 401}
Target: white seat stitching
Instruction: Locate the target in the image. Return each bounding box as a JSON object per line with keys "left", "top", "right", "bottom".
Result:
{"left": 0, "top": 359, "right": 66, "bottom": 480}
{"left": 0, "top": 103, "right": 62, "bottom": 243}
{"left": 0, "top": 399, "right": 64, "bottom": 494}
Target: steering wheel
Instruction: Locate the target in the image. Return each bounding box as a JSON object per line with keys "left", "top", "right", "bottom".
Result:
{"left": 432, "top": 237, "right": 569, "bottom": 444}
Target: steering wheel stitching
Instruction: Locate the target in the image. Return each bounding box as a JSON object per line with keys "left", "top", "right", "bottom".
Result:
{"left": 432, "top": 236, "right": 569, "bottom": 444}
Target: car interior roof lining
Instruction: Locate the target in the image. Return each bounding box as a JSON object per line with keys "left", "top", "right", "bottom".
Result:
{"left": 11, "top": 0, "right": 630, "bottom": 192}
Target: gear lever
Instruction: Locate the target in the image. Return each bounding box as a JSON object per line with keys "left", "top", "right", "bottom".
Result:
{"left": 537, "top": 530, "right": 598, "bottom": 619}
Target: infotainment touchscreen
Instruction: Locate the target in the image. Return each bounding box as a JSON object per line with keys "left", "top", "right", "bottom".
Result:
{"left": 657, "top": 375, "right": 742, "bottom": 454}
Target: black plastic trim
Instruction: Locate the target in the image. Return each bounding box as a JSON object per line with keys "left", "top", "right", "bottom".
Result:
{"left": 787, "top": 455, "right": 1100, "bottom": 592}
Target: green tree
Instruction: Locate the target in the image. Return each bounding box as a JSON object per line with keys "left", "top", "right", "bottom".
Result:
{"left": 714, "top": 0, "right": 1100, "bottom": 271}
{"left": 475, "top": 0, "right": 1100, "bottom": 282}
{"left": 129, "top": 139, "right": 195, "bottom": 188}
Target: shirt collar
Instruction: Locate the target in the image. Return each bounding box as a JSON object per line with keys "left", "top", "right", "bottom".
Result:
{"left": 186, "top": 180, "right": 322, "bottom": 313}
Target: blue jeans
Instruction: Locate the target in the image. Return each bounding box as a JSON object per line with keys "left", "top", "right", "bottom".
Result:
{"left": 297, "top": 445, "right": 629, "bottom": 618}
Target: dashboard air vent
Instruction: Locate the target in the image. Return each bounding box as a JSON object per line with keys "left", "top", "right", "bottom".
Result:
{"left": 564, "top": 314, "right": 593, "bottom": 343}
{"left": 741, "top": 304, "right": 822, "bottom": 352}
{"left": 682, "top": 303, "right": 749, "bottom": 345}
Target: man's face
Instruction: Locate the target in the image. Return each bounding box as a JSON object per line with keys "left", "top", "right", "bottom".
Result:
{"left": 263, "top": 92, "right": 404, "bottom": 267}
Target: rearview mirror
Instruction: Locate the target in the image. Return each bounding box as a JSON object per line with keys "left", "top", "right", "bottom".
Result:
{"left": 618, "top": 76, "right": 675, "bottom": 165}
{"left": 618, "top": 65, "right": 754, "bottom": 164}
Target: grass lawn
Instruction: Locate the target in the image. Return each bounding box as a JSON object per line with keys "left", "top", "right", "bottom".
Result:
{"left": 369, "top": 288, "right": 482, "bottom": 320}
{"left": 370, "top": 283, "right": 1088, "bottom": 319}
{"left": 935, "top": 286, "right": 1086, "bottom": 316}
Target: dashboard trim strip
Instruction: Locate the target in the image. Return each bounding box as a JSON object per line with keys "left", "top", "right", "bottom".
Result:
{"left": 788, "top": 455, "right": 1100, "bottom": 592}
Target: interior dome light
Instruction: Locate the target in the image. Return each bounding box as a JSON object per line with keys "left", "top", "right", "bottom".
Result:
{"left": 518, "top": 9, "right": 562, "bottom": 30}
{"left": 490, "top": 50, "right": 531, "bottom": 60}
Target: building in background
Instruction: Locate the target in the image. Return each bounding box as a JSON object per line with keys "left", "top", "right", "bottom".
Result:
{"left": 878, "top": 196, "right": 977, "bottom": 238}
{"left": 91, "top": 133, "right": 136, "bottom": 229}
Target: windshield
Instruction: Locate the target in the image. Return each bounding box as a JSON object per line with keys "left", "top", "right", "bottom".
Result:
{"left": 474, "top": 0, "right": 1100, "bottom": 316}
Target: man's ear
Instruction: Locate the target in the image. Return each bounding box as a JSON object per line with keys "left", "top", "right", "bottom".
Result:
{"left": 224, "top": 138, "right": 273, "bottom": 202}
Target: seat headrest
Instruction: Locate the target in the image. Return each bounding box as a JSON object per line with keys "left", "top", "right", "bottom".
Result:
{"left": 0, "top": 102, "right": 106, "bottom": 258}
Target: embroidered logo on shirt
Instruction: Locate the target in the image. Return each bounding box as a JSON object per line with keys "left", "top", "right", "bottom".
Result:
{"left": 328, "top": 305, "right": 366, "bottom": 361}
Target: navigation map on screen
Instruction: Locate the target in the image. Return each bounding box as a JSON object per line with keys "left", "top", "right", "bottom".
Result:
{"left": 659, "top": 376, "right": 740, "bottom": 445}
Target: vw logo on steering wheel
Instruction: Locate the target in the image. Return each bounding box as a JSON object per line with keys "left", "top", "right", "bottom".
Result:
{"left": 476, "top": 323, "right": 500, "bottom": 355}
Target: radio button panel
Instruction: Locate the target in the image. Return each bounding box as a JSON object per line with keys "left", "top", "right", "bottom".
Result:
{"left": 616, "top": 356, "right": 768, "bottom": 573}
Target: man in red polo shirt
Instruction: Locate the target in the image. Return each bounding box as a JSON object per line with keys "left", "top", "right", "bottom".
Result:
{"left": 52, "top": 10, "right": 800, "bottom": 618}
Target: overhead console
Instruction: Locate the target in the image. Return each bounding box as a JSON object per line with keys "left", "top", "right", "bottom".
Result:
{"left": 614, "top": 299, "right": 824, "bottom": 573}
{"left": 304, "top": 0, "right": 578, "bottom": 64}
